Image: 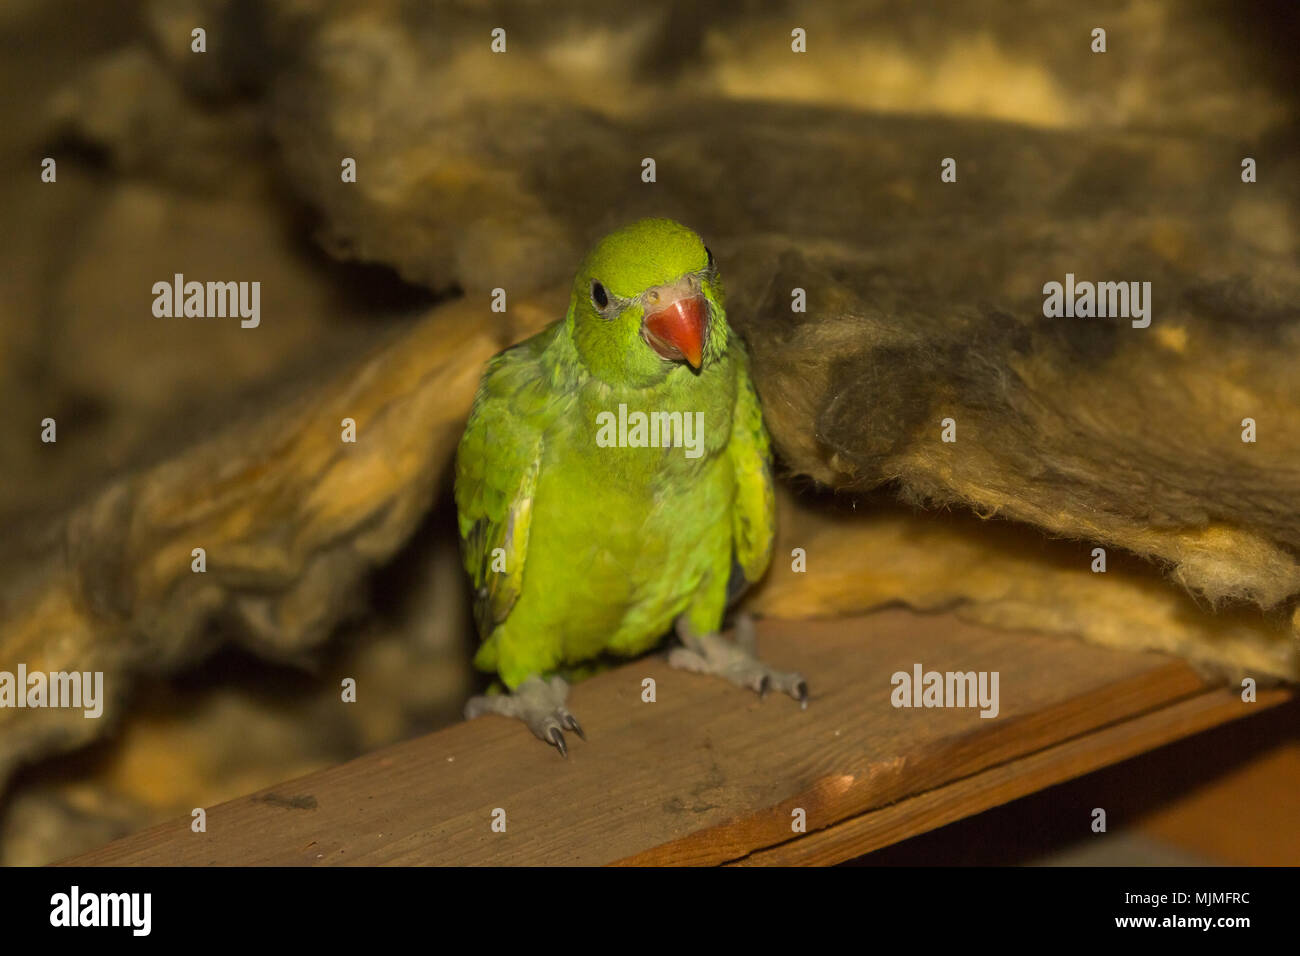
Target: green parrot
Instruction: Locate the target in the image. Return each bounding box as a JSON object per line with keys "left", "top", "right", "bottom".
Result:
{"left": 455, "top": 217, "right": 807, "bottom": 754}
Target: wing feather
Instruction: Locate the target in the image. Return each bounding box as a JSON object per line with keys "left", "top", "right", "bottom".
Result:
{"left": 729, "top": 342, "right": 776, "bottom": 585}
{"left": 454, "top": 335, "right": 554, "bottom": 637}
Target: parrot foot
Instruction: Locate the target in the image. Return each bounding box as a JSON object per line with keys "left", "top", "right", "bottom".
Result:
{"left": 669, "top": 613, "right": 809, "bottom": 708}
{"left": 463, "top": 675, "right": 585, "bottom": 757}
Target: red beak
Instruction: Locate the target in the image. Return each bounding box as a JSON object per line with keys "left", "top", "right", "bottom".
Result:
{"left": 643, "top": 294, "right": 706, "bottom": 370}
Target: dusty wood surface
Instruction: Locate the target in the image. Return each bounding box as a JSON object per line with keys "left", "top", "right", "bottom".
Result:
{"left": 729, "top": 681, "right": 1292, "bottom": 865}
{"left": 61, "top": 608, "right": 1285, "bottom": 866}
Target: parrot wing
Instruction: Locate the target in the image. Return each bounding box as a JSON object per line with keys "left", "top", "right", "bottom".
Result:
{"left": 728, "top": 343, "right": 776, "bottom": 586}
{"left": 454, "top": 336, "right": 555, "bottom": 638}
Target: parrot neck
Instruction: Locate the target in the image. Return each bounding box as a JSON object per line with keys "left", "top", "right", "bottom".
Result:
{"left": 539, "top": 320, "right": 738, "bottom": 468}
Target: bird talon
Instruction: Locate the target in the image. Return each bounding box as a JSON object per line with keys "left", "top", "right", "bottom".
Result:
{"left": 564, "top": 714, "right": 586, "bottom": 740}
{"left": 547, "top": 726, "right": 568, "bottom": 757}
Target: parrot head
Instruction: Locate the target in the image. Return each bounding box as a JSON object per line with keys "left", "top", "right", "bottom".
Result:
{"left": 567, "top": 218, "right": 728, "bottom": 386}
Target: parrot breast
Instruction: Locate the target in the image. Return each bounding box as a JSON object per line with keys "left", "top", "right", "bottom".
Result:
{"left": 504, "top": 359, "right": 739, "bottom": 671}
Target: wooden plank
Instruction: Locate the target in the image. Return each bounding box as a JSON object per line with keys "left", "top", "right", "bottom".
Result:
{"left": 62, "top": 608, "right": 1237, "bottom": 866}
{"left": 727, "top": 685, "right": 1291, "bottom": 865}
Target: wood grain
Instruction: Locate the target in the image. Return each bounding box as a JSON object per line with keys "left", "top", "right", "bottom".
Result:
{"left": 728, "top": 684, "right": 1291, "bottom": 865}
{"left": 62, "top": 608, "right": 1281, "bottom": 866}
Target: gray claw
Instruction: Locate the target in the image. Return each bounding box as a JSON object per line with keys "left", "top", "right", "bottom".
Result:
{"left": 548, "top": 726, "right": 568, "bottom": 757}
{"left": 670, "top": 617, "right": 809, "bottom": 710}
{"left": 564, "top": 714, "right": 586, "bottom": 740}
{"left": 465, "top": 676, "right": 587, "bottom": 753}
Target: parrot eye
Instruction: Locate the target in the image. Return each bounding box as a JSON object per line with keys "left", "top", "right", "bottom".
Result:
{"left": 590, "top": 281, "right": 609, "bottom": 311}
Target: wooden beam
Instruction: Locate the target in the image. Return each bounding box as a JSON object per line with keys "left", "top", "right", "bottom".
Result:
{"left": 727, "top": 683, "right": 1290, "bottom": 865}
{"left": 60, "top": 609, "right": 1286, "bottom": 866}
